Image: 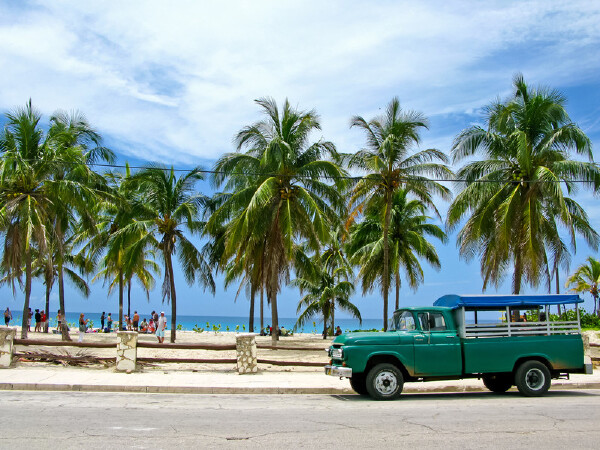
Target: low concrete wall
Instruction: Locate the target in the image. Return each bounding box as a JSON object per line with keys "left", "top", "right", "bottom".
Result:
{"left": 236, "top": 334, "right": 258, "bottom": 374}
{"left": 116, "top": 332, "right": 138, "bottom": 372}
{"left": 0, "top": 328, "right": 16, "bottom": 368}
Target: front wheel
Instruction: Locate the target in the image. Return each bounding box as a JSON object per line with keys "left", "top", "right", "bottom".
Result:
{"left": 514, "top": 361, "right": 551, "bottom": 397}
{"left": 482, "top": 374, "right": 512, "bottom": 393}
{"left": 349, "top": 374, "right": 369, "bottom": 396}
{"left": 366, "top": 363, "right": 404, "bottom": 400}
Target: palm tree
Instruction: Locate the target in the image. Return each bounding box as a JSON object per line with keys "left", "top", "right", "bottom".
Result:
{"left": 129, "top": 166, "right": 215, "bottom": 343}
{"left": 448, "top": 74, "right": 600, "bottom": 294}
{"left": 292, "top": 254, "right": 359, "bottom": 338}
{"left": 566, "top": 257, "right": 600, "bottom": 316}
{"left": 208, "top": 97, "right": 347, "bottom": 342}
{"left": 347, "top": 189, "right": 446, "bottom": 315}
{"left": 348, "top": 98, "right": 451, "bottom": 329}
{"left": 0, "top": 101, "right": 53, "bottom": 338}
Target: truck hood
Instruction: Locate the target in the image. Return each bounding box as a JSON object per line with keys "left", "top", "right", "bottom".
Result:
{"left": 333, "top": 331, "right": 401, "bottom": 346}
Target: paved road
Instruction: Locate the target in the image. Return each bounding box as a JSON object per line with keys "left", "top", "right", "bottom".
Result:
{"left": 1, "top": 390, "right": 599, "bottom": 448}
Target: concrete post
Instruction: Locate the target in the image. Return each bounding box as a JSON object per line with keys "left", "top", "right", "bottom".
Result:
{"left": 116, "top": 331, "right": 138, "bottom": 372}
{"left": 236, "top": 333, "right": 258, "bottom": 374}
{"left": 0, "top": 328, "right": 16, "bottom": 368}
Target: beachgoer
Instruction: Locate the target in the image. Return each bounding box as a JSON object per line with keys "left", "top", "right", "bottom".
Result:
{"left": 140, "top": 318, "right": 148, "bottom": 333}
{"left": 56, "top": 310, "right": 62, "bottom": 333}
{"left": 268, "top": 325, "right": 272, "bottom": 336}
{"left": 152, "top": 311, "right": 159, "bottom": 328}
{"left": 27, "top": 308, "right": 32, "bottom": 331}
{"left": 133, "top": 311, "right": 139, "bottom": 331}
{"left": 335, "top": 326, "right": 342, "bottom": 336}
{"left": 78, "top": 313, "right": 88, "bottom": 342}
{"left": 156, "top": 311, "right": 167, "bottom": 343}
{"left": 34, "top": 309, "right": 41, "bottom": 332}
{"left": 41, "top": 310, "right": 47, "bottom": 331}
{"left": 100, "top": 312, "right": 105, "bottom": 330}
{"left": 4, "top": 308, "right": 12, "bottom": 326}
{"left": 107, "top": 313, "right": 113, "bottom": 332}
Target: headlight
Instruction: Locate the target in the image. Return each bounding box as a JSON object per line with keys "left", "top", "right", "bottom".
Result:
{"left": 330, "top": 347, "right": 343, "bottom": 359}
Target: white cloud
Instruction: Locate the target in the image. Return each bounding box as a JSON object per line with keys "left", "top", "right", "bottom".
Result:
{"left": 0, "top": 0, "right": 598, "bottom": 163}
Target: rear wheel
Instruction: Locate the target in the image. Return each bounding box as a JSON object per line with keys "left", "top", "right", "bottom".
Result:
{"left": 514, "top": 360, "right": 551, "bottom": 397}
{"left": 482, "top": 374, "right": 512, "bottom": 393}
{"left": 349, "top": 374, "right": 369, "bottom": 396}
{"left": 366, "top": 363, "right": 404, "bottom": 400}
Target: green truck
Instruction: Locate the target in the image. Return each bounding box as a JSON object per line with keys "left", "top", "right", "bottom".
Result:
{"left": 325, "top": 294, "right": 593, "bottom": 400}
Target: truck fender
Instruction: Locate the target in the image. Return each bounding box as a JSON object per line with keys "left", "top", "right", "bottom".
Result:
{"left": 512, "top": 354, "right": 553, "bottom": 373}
{"left": 364, "top": 352, "right": 413, "bottom": 379}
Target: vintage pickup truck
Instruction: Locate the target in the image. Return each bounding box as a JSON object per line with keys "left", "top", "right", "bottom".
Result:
{"left": 325, "top": 294, "right": 593, "bottom": 400}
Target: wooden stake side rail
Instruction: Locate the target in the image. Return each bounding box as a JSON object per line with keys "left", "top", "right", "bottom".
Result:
{"left": 137, "top": 342, "right": 236, "bottom": 350}
{"left": 13, "top": 339, "right": 115, "bottom": 349}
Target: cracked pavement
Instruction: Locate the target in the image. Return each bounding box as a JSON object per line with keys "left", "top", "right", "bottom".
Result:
{"left": 1, "top": 390, "right": 600, "bottom": 448}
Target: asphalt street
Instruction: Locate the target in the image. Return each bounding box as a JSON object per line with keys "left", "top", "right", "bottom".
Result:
{"left": 1, "top": 390, "right": 599, "bottom": 448}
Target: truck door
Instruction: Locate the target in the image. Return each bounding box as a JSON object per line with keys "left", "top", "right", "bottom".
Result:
{"left": 414, "top": 312, "right": 462, "bottom": 376}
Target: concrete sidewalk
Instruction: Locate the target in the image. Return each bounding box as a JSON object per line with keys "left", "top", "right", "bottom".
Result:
{"left": 0, "top": 366, "right": 599, "bottom": 395}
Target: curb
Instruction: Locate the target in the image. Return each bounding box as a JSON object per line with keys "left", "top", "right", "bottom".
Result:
{"left": 1, "top": 382, "right": 599, "bottom": 395}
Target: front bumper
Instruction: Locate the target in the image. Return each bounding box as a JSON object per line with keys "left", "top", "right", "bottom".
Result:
{"left": 324, "top": 365, "right": 352, "bottom": 378}
{"left": 584, "top": 363, "right": 594, "bottom": 375}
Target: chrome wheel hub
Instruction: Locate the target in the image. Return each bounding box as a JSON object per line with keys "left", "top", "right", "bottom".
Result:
{"left": 374, "top": 370, "right": 398, "bottom": 395}
{"left": 525, "top": 368, "right": 545, "bottom": 390}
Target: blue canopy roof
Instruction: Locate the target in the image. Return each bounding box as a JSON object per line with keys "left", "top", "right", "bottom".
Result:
{"left": 434, "top": 294, "right": 582, "bottom": 309}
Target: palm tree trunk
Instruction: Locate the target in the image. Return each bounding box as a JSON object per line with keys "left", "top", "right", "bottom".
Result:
{"left": 260, "top": 287, "right": 264, "bottom": 331}
{"left": 127, "top": 281, "right": 131, "bottom": 318}
{"left": 21, "top": 251, "right": 32, "bottom": 339}
{"left": 270, "top": 290, "right": 279, "bottom": 344}
{"left": 44, "top": 281, "right": 50, "bottom": 333}
{"left": 249, "top": 288, "right": 255, "bottom": 332}
{"left": 382, "top": 191, "right": 392, "bottom": 331}
{"left": 167, "top": 253, "right": 177, "bottom": 343}
{"left": 555, "top": 267, "right": 562, "bottom": 315}
{"left": 118, "top": 269, "right": 124, "bottom": 333}
{"left": 513, "top": 250, "right": 523, "bottom": 294}
{"left": 57, "top": 263, "right": 71, "bottom": 341}
{"left": 395, "top": 270, "right": 400, "bottom": 311}
{"left": 330, "top": 300, "right": 335, "bottom": 338}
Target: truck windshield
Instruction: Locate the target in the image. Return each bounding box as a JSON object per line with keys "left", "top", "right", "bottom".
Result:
{"left": 389, "top": 310, "right": 416, "bottom": 331}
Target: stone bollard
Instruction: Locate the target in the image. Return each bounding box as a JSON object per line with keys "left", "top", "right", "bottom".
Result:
{"left": 116, "top": 331, "right": 138, "bottom": 372}
{"left": 236, "top": 333, "right": 258, "bottom": 374}
{"left": 0, "top": 328, "right": 16, "bottom": 368}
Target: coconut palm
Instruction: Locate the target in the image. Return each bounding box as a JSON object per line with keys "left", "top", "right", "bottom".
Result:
{"left": 348, "top": 98, "right": 451, "bottom": 329}
{"left": 292, "top": 254, "right": 359, "bottom": 338}
{"left": 447, "top": 74, "right": 600, "bottom": 294}
{"left": 566, "top": 257, "right": 600, "bottom": 316}
{"left": 347, "top": 189, "right": 446, "bottom": 315}
{"left": 128, "top": 166, "right": 215, "bottom": 343}
{"left": 208, "top": 97, "right": 347, "bottom": 342}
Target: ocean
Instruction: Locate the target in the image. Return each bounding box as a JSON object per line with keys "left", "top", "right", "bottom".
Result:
{"left": 8, "top": 312, "right": 383, "bottom": 334}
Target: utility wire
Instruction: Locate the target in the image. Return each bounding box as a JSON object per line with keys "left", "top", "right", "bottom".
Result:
{"left": 2, "top": 158, "right": 599, "bottom": 183}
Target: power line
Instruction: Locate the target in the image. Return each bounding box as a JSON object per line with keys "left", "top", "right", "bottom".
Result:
{"left": 2, "top": 158, "right": 599, "bottom": 184}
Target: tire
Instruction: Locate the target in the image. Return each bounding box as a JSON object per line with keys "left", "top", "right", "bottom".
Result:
{"left": 514, "top": 360, "right": 551, "bottom": 397}
{"left": 349, "top": 374, "right": 369, "bottom": 396}
{"left": 482, "top": 374, "right": 512, "bottom": 393}
{"left": 366, "top": 363, "right": 404, "bottom": 400}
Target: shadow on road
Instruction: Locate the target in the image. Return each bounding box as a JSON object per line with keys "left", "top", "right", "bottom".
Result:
{"left": 331, "top": 389, "right": 597, "bottom": 402}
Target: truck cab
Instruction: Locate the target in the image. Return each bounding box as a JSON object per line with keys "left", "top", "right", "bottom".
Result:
{"left": 325, "top": 294, "right": 593, "bottom": 400}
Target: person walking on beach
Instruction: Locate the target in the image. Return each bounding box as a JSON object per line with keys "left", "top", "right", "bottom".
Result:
{"left": 156, "top": 311, "right": 167, "bottom": 343}
{"left": 78, "top": 313, "right": 88, "bottom": 342}
{"left": 4, "top": 308, "right": 12, "bottom": 326}
{"left": 56, "top": 310, "right": 63, "bottom": 333}
{"left": 133, "top": 311, "right": 139, "bottom": 331}
{"left": 100, "top": 312, "right": 105, "bottom": 331}
{"left": 107, "top": 313, "right": 112, "bottom": 332}
{"left": 40, "top": 310, "right": 47, "bottom": 331}
{"left": 34, "top": 309, "right": 41, "bottom": 332}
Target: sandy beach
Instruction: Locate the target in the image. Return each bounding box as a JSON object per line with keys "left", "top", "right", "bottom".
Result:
{"left": 10, "top": 328, "right": 331, "bottom": 373}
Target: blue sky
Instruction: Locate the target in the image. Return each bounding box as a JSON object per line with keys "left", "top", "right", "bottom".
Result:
{"left": 1, "top": 1, "right": 600, "bottom": 320}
